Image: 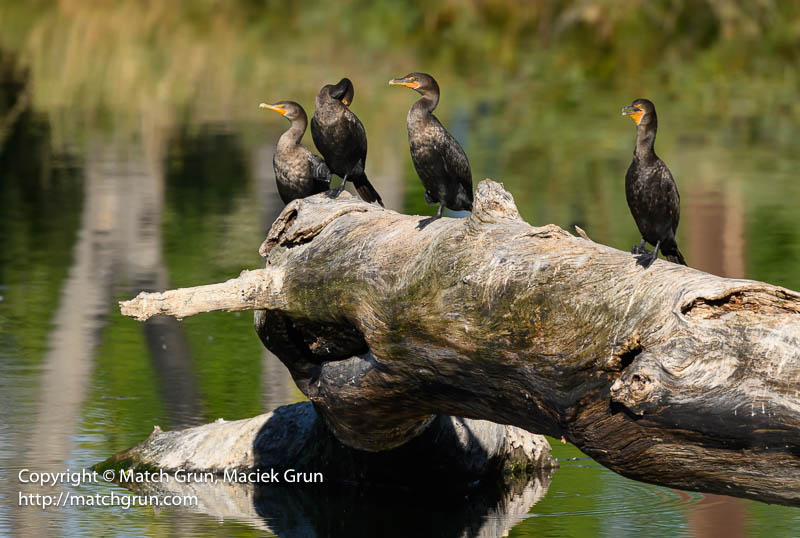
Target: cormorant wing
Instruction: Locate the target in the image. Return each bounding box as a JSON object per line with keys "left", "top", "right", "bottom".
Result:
{"left": 658, "top": 161, "right": 681, "bottom": 232}
{"left": 308, "top": 152, "right": 331, "bottom": 186}
{"left": 344, "top": 108, "right": 368, "bottom": 160}
{"left": 441, "top": 130, "right": 473, "bottom": 201}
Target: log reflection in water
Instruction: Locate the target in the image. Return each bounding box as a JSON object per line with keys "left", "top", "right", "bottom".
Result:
{"left": 131, "top": 463, "right": 551, "bottom": 538}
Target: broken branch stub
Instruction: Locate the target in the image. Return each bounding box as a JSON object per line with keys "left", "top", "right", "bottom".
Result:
{"left": 120, "top": 180, "right": 800, "bottom": 506}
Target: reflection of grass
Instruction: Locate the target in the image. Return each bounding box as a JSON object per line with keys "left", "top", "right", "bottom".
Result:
{"left": 81, "top": 306, "right": 165, "bottom": 455}
{"left": 746, "top": 498, "right": 800, "bottom": 536}
{"left": 0, "top": 115, "right": 83, "bottom": 365}
{"left": 748, "top": 205, "right": 800, "bottom": 290}
{"left": 162, "top": 129, "right": 266, "bottom": 421}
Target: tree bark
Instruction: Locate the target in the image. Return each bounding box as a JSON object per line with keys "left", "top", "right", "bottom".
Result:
{"left": 120, "top": 180, "right": 800, "bottom": 506}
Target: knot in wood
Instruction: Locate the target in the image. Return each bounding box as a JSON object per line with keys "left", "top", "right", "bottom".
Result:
{"left": 469, "top": 179, "right": 522, "bottom": 224}
{"left": 609, "top": 368, "right": 658, "bottom": 415}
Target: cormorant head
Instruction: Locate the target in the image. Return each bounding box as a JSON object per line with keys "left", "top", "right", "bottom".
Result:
{"left": 622, "top": 98, "right": 656, "bottom": 127}
{"left": 259, "top": 101, "right": 307, "bottom": 123}
{"left": 338, "top": 78, "right": 355, "bottom": 107}
{"left": 389, "top": 72, "right": 439, "bottom": 98}
{"left": 322, "top": 78, "right": 355, "bottom": 107}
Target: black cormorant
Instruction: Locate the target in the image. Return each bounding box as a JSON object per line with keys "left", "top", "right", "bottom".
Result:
{"left": 389, "top": 72, "right": 473, "bottom": 225}
{"left": 260, "top": 101, "right": 331, "bottom": 204}
{"left": 310, "top": 78, "right": 383, "bottom": 206}
{"left": 622, "top": 98, "right": 687, "bottom": 268}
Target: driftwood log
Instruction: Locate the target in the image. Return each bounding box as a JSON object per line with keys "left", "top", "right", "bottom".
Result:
{"left": 121, "top": 180, "right": 800, "bottom": 506}
{"left": 98, "top": 401, "right": 553, "bottom": 482}
{"left": 97, "top": 404, "right": 553, "bottom": 537}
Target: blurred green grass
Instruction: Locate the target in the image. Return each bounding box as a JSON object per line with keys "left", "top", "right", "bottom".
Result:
{"left": 1, "top": 1, "right": 799, "bottom": 135}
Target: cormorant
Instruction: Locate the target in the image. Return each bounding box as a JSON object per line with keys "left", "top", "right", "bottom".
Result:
{"left": 389, "top": 72, "right": 473, "bottom": 225}
{"left": 310, "top": 78, "right": 383, "bottom": 206}
{"left": 260, "top": 101, "right": 331, "bottom": 204}
{"left": 622, "top": 98, "right": 687, "bottom": 268}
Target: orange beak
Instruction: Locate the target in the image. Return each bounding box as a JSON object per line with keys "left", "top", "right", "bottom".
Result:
{"left": 259, "top": 103, "right": 287, "bottom": 115}
{"left": 622, "top": 105, "right": 644, "bottom": 125}
{"left": 389, "top": 78, "right": 420, "bottom": 89}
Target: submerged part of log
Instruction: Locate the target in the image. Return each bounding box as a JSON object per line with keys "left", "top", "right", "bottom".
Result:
{"left": 120, "top": 180, "right": 800, "bottom": 506}
{"left": 96, "top": 401, "right": 554, "bottom": 486}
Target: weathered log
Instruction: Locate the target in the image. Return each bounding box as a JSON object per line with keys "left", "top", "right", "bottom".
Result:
{"left": 120, "top": 180, "right": 800, "bottom": 506}
{"left": 101, "top": 402, "right": 554, "bottom": 538}
{"left": 97, "top": 402, "right": 554, "bottom": 537}
{"left": 98, "top": 402, "right": 553, "bottom": 481}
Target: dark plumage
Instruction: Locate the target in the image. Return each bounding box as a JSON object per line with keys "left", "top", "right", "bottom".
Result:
{"left": 622, "top": 98, "right": 687, "bottom": 268}
{"left": 310, "top": 78, "right": 383, "bottom": 206}
{"left": 389, "top": 72, "right": 473, "bottom": 224}
{"left": 260, "top": 101, "right": 330, "bottom": 205}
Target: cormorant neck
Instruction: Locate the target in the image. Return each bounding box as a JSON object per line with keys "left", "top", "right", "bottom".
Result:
{"left": 634, "top": 122, "right": 657, "bottom": 161}
{"left": 279, "top": 116, "right": 307, "bottom": 148}
{"left": 412, "top": 91, "right": 439, "bottom": 114}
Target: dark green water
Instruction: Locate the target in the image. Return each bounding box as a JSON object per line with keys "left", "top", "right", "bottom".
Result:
{"left": 2, "top": 2, "right": 800, "bottom": 535}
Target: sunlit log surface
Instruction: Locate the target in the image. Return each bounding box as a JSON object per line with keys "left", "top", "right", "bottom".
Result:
{"left": 120, "top": 180, "right": 800, "bottom": 506}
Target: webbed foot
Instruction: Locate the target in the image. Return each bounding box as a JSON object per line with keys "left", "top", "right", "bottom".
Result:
{"left": 634, "top": 239, "right": 661, "bottom": 269}
{"left": 327, "top": 175, "right": 349, "bottom": 198}
{"left": 416, "top": 214, "right": 442, "bottom": 230}
{"left": 635, "top": 251, "right": 657, "bottom": 269}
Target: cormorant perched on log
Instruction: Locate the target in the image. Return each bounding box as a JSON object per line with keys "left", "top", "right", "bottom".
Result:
{"left": 622, "top": 99, "right": 687, "bottom": 269}
{"left": 311, "top": 78, "right": 383, "bottom": 206}
{"left": 260, "top": 101, "right": 331, "bottom": 204}
{"left": 389, "top": 73, "right": 473, "bottom": 225}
